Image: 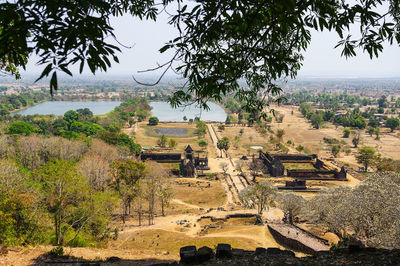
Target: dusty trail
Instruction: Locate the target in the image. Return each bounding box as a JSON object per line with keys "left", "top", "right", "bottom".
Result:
{"left": 207, "top": 124, "right": 247, "bottom": 193}
{"left": 172, "top": 199, "right": 202, "bottom": 209}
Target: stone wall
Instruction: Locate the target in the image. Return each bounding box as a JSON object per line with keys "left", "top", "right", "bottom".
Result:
{"left": 267, "top": 225, "right": 319, "bottom": 255}
{"left": 140, "top": 152, "right": 182, "bottom": 162}
{"left": 286, "top": 168, "right": 347, "bottom": 180}
{"left": 274, "top": 154, "right": 314, "bottom": 161}
{"left": 259, "top": 151, "right": 285, "bottom": 177}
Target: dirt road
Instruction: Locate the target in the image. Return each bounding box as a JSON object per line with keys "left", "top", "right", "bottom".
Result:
{"left": 207, "top": 124, "right": 247, "bottom": 195}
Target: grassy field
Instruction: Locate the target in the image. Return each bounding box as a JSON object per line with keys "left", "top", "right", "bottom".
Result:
{"left": 214, "top": 125, "right": 273, "bottom": 157}
{"left": 135, "top": 122, "right": 214, "bottom": 154}
{"left": 267, "top": 105, "right": 400, "bottom": 168}
{"left": 160, "top": 162, "right": 181, "bottom": 170}
{"left": 144, "top": 125, "right": 196, "bottom": 138}
{"left": 119, "top": 229, "right": 265, "bottom": 256}
{"left": 198, "top": 217, "right": 257, "bottom": 227}
{"left": 172, "top": 178, "right": 227, "bottom": 208}
{"left": 283, "top": 162, "right": 316, "bottom": 170}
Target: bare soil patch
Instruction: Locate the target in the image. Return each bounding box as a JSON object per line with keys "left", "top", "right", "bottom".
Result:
{"left": 268, "top": 105, "right": 400, "bottom": 167}
{"left": 172, "top": 178, "right": 227, "bottom": 208}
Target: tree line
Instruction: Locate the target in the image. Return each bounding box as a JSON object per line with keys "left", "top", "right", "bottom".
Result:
{"left": 0, "top": 136, "right": 172, "bottom": 247}
{"left": 240, "top": 171, "right": 400, "bottom": 249}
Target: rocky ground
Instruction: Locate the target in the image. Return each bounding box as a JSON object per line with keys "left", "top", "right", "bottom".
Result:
{"left": 3, "top": 244, "right": 399, "bottom": 265}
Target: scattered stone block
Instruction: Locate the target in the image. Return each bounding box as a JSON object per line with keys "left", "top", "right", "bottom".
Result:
{"left": 216, "top": 243, "right": 232, "bottom": 258}
{"left": 106, "top": 256, "right": 121, "bottom": 262}
{"left": 197, "top": 246, "right": 214, "bottom": 263}
{"left": 180, "top": 245, "right": 197, "bottom": 264}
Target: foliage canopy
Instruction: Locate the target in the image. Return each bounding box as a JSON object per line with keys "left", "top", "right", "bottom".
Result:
{"left": 1, "top": 1, "right": 400, "bottom": 113}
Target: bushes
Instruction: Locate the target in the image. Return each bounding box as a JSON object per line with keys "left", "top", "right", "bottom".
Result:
{"left": 148, "top": 116, "right": 159, "bottom": 126}
{"left": 323, "top": 137, "right": 340, "bottom": 145}
{"left": 331, "top": 145, "right": 340, "bottom": 157}
{"left": 386, "top": 117, "right": 400, "bottom": 132}
{"left": 0, "top": 192, "right": 46, "bottom": 246}
{"left": 33, "top": 160, "right": 116, "bottom": 246}
{"left": 7, "top": 121, "right": 34, "bottom": 135}
{"left": 333, "top": 114, "right": 366, "bottom": 129}
{"left": 343, "top": 127, "right": 351, "bottom": 138}
{"left": 99, "top": 131, "right": 141, "bottom": 155}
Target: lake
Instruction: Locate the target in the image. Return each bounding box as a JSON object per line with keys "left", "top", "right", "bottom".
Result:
{"left": 150, "top": 101, "right": 227, "bottom": 122}
{"left": 14, "top": 101, "right": 122, "bottom": 116}
{"left": 14, "top": 100, "right": 228, "bottom": 121}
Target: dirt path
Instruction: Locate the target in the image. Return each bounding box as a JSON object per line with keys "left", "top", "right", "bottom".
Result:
{"left": 207, "top": 123, "right": 248, "bottom": 204}
{"left": 172, "top": 199, "right": 202, "bottom": 209}
{"left": 122, "top": 123, "right": 137, "bottom": 137}
{"left": 207, "top": 124, "right": 223, "bottom": 155}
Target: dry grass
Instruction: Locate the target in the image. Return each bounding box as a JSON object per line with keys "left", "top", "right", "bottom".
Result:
{"left": 118, "top": 229, "right": 264, "bottom": 257}
{"left": 198, "top": 217, "right": 257, "bottom": 227}
{"left": 165, "top": 202, "right": 203, "bottom": 216}
{"left": 144, "top": 125, "right": 196, "bottom": 138}
{"left": 267, "top": 105, "right": 400, "bottom": 168}
{"left": 135, "top": 122, "right": 214, "bottom": 154}
{"left": 214, "top": 125, "right": 272, "bottom": 157}
{"left": 283, "top": 162, "right": 316, "bottom": 170}
{"left": 172, "top": 178, "right": 227, "bottom": 208}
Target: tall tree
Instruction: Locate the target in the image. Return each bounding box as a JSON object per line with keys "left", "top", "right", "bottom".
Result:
{"left": 157, "top": 134, "right": 167, "bottom": 147}
{"left": 110, "top": 160, "right": 146, "bottom": 227}
{"left": 248, "top": 159, "right": 264, "bottom": 182}
{"left": 307, "top": 172, "right": 400, "bottom": 248}
{"left": 217, "top": 137, "right": 230, "bottom": 158}
{"left": 239, "top": 181, "right": 276, "bottom": 217}
{"left": 356, "top": 147, "right": 378, "bottom": 171}
{"left": 33, "top": 160, "right": 89, "bottom": 245}
{"left": 310, "top": 113, "right": 323, "bottom": 129}
{"left": 276, "top": 193, "right": 305, "bottom": 225}
{"left": 386, "top": 117, "right": 400, "bottom": 132}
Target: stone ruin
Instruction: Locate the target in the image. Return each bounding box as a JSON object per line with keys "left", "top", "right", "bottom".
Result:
{"left": 278, "top": 179, "right": 307, "bottom": 191}
{"left": 180, "top": 145, "right": 210, "bottom": 177}
{"left": 258, "top": 151, "right": 347, "bottom": 181}
{"left": 140, "top": 145, "right": 209, "bottom": 177}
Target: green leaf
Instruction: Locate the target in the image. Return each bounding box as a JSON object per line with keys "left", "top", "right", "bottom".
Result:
{"left": 50, "top": 71, "right": 58, "bottom": 95}
{"left": 35, "top": 63, "right": 53, "bottom": 82}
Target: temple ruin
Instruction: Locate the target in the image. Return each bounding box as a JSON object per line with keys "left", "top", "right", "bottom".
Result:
{"left": 140, "top": 145, "right": 209, "bottom": 177}
{"left": 258, "top": 150, "right": 347, "bottom": 181}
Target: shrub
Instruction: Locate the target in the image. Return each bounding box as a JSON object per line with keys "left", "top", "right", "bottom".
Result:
{"left": 323, "top": 137, "right": 340, "bottom": 145}
{"left": 343, "top": 127, "right": 351, "bottom": 138}
{"left": 148, "top": 116, "right": 159, "bottom": 126}
{"left": 50, "top": 246, "right": 64, "bottom": 257}
{"left": 7, "top": 121, "right": 34, "bottom": 135}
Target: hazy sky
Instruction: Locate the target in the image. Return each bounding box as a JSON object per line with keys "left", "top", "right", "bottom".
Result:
{"left": 23, "top": 10, "right": 400, "bottom": 79}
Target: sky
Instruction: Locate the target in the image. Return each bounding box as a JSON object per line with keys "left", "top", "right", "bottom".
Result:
{"left": 23, "top": 8, "right": 400, "bottom": 80}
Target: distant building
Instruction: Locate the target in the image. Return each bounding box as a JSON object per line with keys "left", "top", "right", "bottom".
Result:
{"left": 335, "top": 110, "right": 348, "bottom": 116}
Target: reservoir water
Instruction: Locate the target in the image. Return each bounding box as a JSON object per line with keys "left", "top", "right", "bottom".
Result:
{"left": 14, "top": 101, "right": 122, "bottom": 116}
{"left": 149, "top": 101, "right": 227, "bottom": 122}
{"left": 14, "top": 100, "right": 227, "bottom": 122}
